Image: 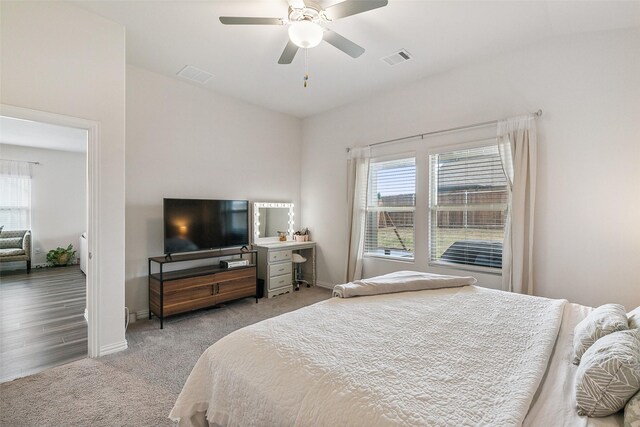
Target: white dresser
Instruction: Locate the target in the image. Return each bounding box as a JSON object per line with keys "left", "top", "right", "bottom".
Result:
{"left": 255, "top": 241, "right": 316, "bottom": 298}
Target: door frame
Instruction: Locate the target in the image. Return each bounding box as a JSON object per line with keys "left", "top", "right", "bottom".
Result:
{"left": 1, "top": 104, "right": 101, "bottom": 358}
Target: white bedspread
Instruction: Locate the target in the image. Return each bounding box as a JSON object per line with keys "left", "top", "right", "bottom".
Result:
{"left": 332, "top": 270, "right": 477, "bottom": 298}
{"left": 170, "top": 286, "right": 566, "bottom": 426}
{"left": 524, "top": 302, "right": 624, "bottom": 427}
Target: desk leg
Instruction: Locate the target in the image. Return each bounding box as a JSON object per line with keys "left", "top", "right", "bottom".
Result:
{"left": 148, "top": 259, "right": 152, "bottom": 319}
{"left": 160, "top": 281, "right": 164, "bottom": 329}
{"left": 160, "top": 265, "right": 164, "bottom": 329}
{"left": 311, "top": 246, "right": 316, "bottom": 287}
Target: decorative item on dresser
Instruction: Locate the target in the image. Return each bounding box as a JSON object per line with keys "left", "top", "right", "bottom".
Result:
{"left": 293, "top": 227, "right": 310, "bottom": 242}
{"left": 148, "top": 248, "right": 257, "bottom": 329}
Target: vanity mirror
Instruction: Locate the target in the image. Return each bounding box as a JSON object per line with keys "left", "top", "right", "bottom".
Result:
{"left": 253, "top": 202, "right": 294, "bottom": 244}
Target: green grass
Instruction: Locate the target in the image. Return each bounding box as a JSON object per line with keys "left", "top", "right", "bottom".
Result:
{"left": 376, "top": 227, "right": 503, "bottom": 257}
{"left": 376, "top": 227, "right": 414, "bottom": 252}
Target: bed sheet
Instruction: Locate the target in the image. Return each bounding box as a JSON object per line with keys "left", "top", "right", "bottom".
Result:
{"left": 524, "top": 302, "right": 623, "bottom": 427}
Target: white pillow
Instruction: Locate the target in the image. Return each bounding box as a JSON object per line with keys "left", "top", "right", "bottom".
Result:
{"left": 575, "top": 329, "right": 640, "bottom": 417}
{"left": 628, "top": 307, "right": 640, "bottom": 330}
{"left": 625, "top": 389, "right": 640, "bottom": 427}
{"left": 573, "top": 303, "right": 629, "bottom": 365}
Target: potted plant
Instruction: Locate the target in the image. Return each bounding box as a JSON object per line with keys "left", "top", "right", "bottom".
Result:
{"left": 46, "top": 244, "right": 76, "bottom": 267}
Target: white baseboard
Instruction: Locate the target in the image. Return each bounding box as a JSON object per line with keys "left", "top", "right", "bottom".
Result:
{"left": 100, "top": 340, "right": 128, "bottom": 356}
{"left": 316, "top": 281, "right": 335, "bottom": 290}
{"left": 136, "top": 309, "right": 149, "bottom": 320}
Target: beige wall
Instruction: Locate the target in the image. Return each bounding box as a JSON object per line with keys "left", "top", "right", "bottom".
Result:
{"left": 125, "top": 65, "right": 302, "bottom": 315}
{"left": 1, "top": 2, "right": 126, "bottom": 352}
{"left": 301, "top": 28, "right": 640, "bottom": 309}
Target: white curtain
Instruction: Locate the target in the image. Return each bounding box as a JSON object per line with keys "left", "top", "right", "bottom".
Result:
{"left": 345, "top": 146, "right": 370, "bottom": 282}
{"left": 497, "top": 115, "right": 537, "bottom": 295}
{"left": 0, "top": 160, "right": 33, "bottom": 230}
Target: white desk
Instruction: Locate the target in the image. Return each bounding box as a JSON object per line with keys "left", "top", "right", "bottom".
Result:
{"left": 255, "top": 241, "right": 316, "bottom": 298}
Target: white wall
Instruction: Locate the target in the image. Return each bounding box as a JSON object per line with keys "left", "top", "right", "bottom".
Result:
{"left": 301, "top": 28, "right": 640, "bottom": 309}
{"left": 125, "top": 65, "right": 302, "bottom": 315}
{"left": 1, "top": 2, "right": 126, "bottom": 353}
{"left": 0, "top": 144, "right": 86, "bottom": 266}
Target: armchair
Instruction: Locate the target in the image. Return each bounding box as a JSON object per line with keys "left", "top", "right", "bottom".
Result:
{"left": 0, "top": 229, "right": 32, "bottom": 272}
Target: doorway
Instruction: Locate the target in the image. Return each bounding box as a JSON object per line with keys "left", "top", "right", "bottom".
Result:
{"left": 0, "top": 105, "right": 100, "bottom": 381}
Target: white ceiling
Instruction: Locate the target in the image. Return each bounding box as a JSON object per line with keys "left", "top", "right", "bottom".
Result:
{"left": 0, "top": 116, "right": 87, "bottom": 153}
{"left": 73, "top": 0, "right": 640, "bottom": 118}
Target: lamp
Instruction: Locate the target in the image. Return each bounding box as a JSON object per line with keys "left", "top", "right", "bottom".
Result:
{"left": 288, "top": 20, "right": 323, "bottom": 48}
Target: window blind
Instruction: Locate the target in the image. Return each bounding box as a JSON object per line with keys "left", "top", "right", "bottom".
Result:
{"left": 364, "top": 157, "right": 416, "bottom": 259}
{"left": 0, "top": 160, "right": 32, "bottom": 230}
{"left": 429, "top": 144, "right": 507, "bottom": 269}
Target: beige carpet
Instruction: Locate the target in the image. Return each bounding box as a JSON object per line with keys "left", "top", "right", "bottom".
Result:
{"left": 0, "top": 286, "right": 331, "bottom": 426}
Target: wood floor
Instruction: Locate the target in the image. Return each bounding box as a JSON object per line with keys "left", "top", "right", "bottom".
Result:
{"left": 0, "top": 265, "right": 87, "bottom": 383}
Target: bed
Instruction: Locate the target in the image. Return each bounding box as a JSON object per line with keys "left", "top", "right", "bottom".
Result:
{"left": 170, "top": 283, "right": 624, "bottom": 426}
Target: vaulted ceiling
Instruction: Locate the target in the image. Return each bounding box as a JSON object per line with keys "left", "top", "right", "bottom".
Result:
{"left": 74, "top": 1, "right": 640, "bottom": 118}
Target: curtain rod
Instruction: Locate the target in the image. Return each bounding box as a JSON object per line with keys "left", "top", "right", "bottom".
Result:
{"left": 347, "top": 109, "right": 542, "bottom": 152}
{"left": 0, "top": 158, "right": 40, "bottom": 165}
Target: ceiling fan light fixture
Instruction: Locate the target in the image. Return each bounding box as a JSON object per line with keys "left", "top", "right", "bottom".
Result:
{"left": 288, "top": 20, "right": 323, "bottom": 48}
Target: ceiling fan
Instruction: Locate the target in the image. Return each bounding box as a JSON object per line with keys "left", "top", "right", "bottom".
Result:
{"left": 219, "top": 0, "right": 388, "bottom": 65}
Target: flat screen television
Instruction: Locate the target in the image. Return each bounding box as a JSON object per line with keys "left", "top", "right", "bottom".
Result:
{"left": 163, "top": 198, "right": 249, "bottom": 255}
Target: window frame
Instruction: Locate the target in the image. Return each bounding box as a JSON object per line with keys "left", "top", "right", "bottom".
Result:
{"left": 363, "top": 152, "right": 417, "bottom": 262}
{"left": 0, "top": 173, "right": 32, "bottom": 231}
{"left": 427, "top": 138, "right": 507, "bottom": 274}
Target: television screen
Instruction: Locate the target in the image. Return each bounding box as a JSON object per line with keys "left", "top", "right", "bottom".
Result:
{"left": 163, "top": 198, "right": 249, "bottom": 254}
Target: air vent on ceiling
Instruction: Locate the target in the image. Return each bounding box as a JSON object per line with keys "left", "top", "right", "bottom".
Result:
{"left": 381, "top": 49, "right": 413, "bottom": 66}
{"left": 176, "top": 65, "right": 214, "bottom": 84}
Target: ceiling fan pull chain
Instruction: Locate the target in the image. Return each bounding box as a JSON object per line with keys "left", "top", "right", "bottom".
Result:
{"left": 304, "top": 48, "right": 309, "bottom": 88}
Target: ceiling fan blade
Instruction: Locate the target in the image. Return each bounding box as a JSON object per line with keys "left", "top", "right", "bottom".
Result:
{"left": 288, "top": 0, "right": 306, "bottom": 8}
{"left": 323, "top": 29, "right": 365, "bottom": 58}
{"left": 324, "top": 0, "right": 388, "bottom": 20}
{"left": 278, "top": 40, "right": 299, "bottom": 64}
{"left": 219, "top": 17, "right": 284, "bottom": 25}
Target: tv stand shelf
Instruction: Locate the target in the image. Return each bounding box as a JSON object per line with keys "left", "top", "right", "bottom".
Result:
{"left": 148, "top": 249, "right": 258, "bottom": 329}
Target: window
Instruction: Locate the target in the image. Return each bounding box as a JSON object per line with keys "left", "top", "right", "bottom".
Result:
{"left": 429, "top": 144, "right": 507, "bottom": 269}
{"left": 364, "top": 156, "right": 416, "bottom": 259}
{"left": 0, "top": 161, "right": 32, "bottom": 230}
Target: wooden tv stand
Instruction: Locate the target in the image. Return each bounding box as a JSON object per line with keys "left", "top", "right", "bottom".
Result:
{"left": 148, "top": 248, "right": 258, "bottom": 329}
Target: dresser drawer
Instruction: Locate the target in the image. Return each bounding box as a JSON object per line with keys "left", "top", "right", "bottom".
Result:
{"left": 268, "top": 250, "right": 292, "bottom": 263}
{"left": 163, "top": 274, "right": 217, "bottom": 293}
{"left": 268, "top": 274, "right": 292, "bottom": 291}
{"left": 163, "top": 287, "right": 215, "bottom": 316}
{"left": 217, "top": 275, "right": 256, "bottom": 304}
{"left": 268, "top": 262, "right": 292, "bottom": 278}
